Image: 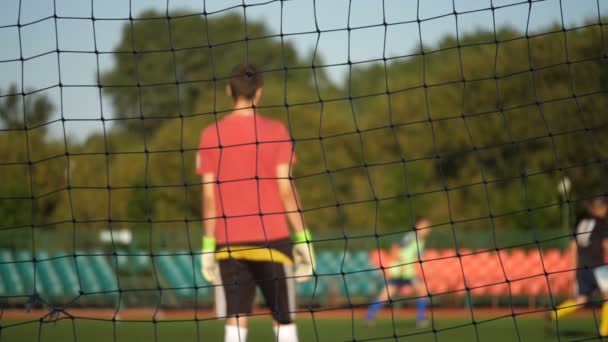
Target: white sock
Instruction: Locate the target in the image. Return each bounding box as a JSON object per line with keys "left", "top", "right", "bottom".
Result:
{"left": 273, "top": 323, "right": 298, "bottom": 342}
{"left": 225, "top": 325, "right": 248, "bottom": 342}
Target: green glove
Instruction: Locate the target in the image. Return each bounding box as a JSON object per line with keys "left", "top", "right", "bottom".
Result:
{"left": 201, "top": 236, "right": 217, "bottom": 283}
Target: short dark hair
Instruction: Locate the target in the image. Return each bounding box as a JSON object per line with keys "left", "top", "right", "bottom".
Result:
{"left": 229, "top": 64, "right": 264, "bottom": 100}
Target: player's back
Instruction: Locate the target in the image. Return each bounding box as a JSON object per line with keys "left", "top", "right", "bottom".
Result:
{"left": 574, "top": 214, "right": 608, "bottom": 268}
{"left": 213, "top": 114, "right": 272, "bottom": 182}
{"left": 199, "top": 113, "right": 294, "bottom": 244}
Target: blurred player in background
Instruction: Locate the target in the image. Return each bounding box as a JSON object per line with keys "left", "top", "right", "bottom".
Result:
{"left": 196, "top": 63, "right": 315, "bottom": 342}
{"left": 366, "top": 217, "right": 431, "bottom": 328}
{"left": 545, "top": 197, "right": 608, "bottom": 336}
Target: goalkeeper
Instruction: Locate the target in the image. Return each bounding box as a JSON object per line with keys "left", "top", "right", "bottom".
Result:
{"left": 196, "top": 64, "right": 315, "bottom": 342}
{"left": 366, "top": 217, "right": 431, "bottom": 327}
{"left": 545, "top": 197, "right": 608, "bottom": 336}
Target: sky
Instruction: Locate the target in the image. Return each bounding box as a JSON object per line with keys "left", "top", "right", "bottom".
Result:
{"left": 0, "top": 0, "right": 606, "bottom": 141}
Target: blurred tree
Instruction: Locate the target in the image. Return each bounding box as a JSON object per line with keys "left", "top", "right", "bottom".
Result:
{"left": 100, "top": 9, "right": 348, "bottom": 230}
{"left": 0, "top": 84, "right": 60, "bottom": 231}
{"left": 2, "top": 13, "right": 608, "bottom": 244}
{"left": 347, "top": 23, "right": 608, "bottom": 231}
{"left": 101, "top": 10, "right": 316, "bottom": 133}
{"left": 0, "top": 84, "right": 54, "bottom": 132}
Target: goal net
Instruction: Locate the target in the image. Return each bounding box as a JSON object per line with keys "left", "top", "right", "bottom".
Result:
{"left": 1, "top": 0, "right": 608, "bottom": 341}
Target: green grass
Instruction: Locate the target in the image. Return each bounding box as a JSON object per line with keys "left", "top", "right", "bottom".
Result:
{"left": 0, "top": 316, "right": 602, "bottom": 341}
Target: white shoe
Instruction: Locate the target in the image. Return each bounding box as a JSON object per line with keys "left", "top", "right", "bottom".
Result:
{"left": 416, "top": 319, "right": 429, "bottom": 328}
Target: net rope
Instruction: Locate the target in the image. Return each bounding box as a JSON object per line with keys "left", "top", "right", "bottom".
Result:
{"left": 0, "top": 0, "right": 607, "bottom": 341}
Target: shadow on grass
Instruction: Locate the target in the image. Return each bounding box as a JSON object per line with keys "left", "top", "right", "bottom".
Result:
{"left": 556, "top": 329, "right": 599, "bottom": 341}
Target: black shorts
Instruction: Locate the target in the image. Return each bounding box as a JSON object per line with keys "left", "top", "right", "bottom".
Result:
{"left": 214, "top": 240, "right": 295, "bottom": 324}
{"left": 577, "top": 268, "right": 599, "bottom": 296}
{"left": 388, "top": 278, "right": 418, "bottom": 289}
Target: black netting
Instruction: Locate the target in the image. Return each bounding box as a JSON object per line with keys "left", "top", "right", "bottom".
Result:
{"left": 1, "top": 0, "right": 608, "bottom": 341}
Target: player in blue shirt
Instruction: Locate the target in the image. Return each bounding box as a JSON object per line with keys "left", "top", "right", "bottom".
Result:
{"left": 366, "top": 217, "right": 431, "bottom": 327}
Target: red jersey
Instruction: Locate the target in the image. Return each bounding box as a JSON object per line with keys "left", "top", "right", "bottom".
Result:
{"left": 196, "top": 114, "right": 296, "bottom": 245}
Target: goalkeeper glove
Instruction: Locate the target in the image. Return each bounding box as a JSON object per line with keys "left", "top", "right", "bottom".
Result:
{"left": 292, "top": 229, "right": 316, "bottom": 282}
{"left": 200, "top": 236, "right": 218, "bottom": 284}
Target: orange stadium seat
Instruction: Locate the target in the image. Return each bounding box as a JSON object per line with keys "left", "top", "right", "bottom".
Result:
{"left": 369, "top": 249, "right": 392, "bottom": 269}
{"left": 509, "top": 278, "right": 527, "bottom": 297}
{"left": 440, "top": 249, "right": 458, "bottom": 259}
{"left": 548, "top": 271, "right": 574, "bottom": 295}
{"left": 501, "top": 251, "right": 527, "bottom": 281}
{"left": 420, "top": 255, "right": 450, "bottom": 295}
{"left": 421, "top": 249, "right": 440, "bottom": 262}
{"left": 480, "top": 252, "right": 504, "bottom": 295}
{"left": 426, "top": 281, "right": 449, "bottom": 296}
{"left": 523, "top": 249, "right": 546, "bottom": 276}
{"left": 545, "top": 254, "right": 573, "bottom": 274}
{"left": 486, "top": 252, "right": 507, "bottom": 283}
{"left": 370, "top": 248, "right": 575, "bottom": 300}
{"left": 486, "top": 282, "right": 510, "bottom": 297}
{"left": 544, "top": 249, "right": 561, "bottom": 265}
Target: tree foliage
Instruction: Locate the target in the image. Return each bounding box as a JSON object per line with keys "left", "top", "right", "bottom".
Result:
{"left": 2, "top": 11, "right": 608, "bottom": 244}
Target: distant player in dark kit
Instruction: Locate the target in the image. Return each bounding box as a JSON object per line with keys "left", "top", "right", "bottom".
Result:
{"left": 197, "top": 64, "right": 315, "bottom": 342}
{"left": 366, "top": 217, "right": 431, "bottom": 327}
{"left": 545, "top": 197, "right": 608, "bottom": 336}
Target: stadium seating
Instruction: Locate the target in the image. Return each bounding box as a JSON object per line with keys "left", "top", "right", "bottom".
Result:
{"left": 35, "top": 250, "right": 63, "bottom": 298}
{"left": 0, "top": 249, "right": 25, "bottom": 296}
{"left": 73, "top": 251, "right": 104, "bottom": 296}
{"left": 370, "top": 248, "right": 575, "bottom": 305}
{"left": 51, "top": 251, "right": 81, "bottom": 299}
{"left": 155, "top": 250, "right": 196, "bottom": 299}
{"left": 176, "top": 249, "right": 213, "bottom": 297}
{"left": 113, "top": 250, "right": 131, "bottom": 273}
{"left": 0, "top": 274, "right": 6, "bottom": 297}
{"left": 13, "top": 249, "right": 41, "bottom": 295}
{"left": 297, "top": 277, "right": 327, "bottom": 303}
{"left": 89, "top": 250, "right": 119, "bottom": 294}
{"left": 315, "top": 250, "right": 383, "bottom": 299}
{"left": 121, "top": 249, "right": 153, "bottom": 274}
{"left": 0, "top": 247, "right": 578, "bottom": 308}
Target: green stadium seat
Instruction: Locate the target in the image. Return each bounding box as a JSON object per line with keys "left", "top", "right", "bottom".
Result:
{"left": 0, "top": 249, "right": 24, "bottom": 296}
{"left": 343, "top": 250, "right": 373, "bottom": 274}
{"left": 353, "top": 251, "right": 376, "bottom": 272}
{"left": 72, "top": 250, "right": 118, "bottom": 305}
{"left": 35, "top": 251, "right": 63, "bottom": 298}
{"left": 155, "top": 251, "right": 195, "bottom": 298}
{"left": 176, "top": 250, "right": 212, "bottom": 297}
{"left": 296, "top": 277, "right": 327, "bottom": 300}
{"left": 51, "top": 251, "right": 80, "bottom": 298}
{"left": 313, "top": 250, "right": 383, "bottom": 299}
{"left": 342, "top": 271, "right": 381, "bottom": 298}
{"left": 14, "top": 250, "right": 42, "bottom": 295}
{"left": 73, "top": 251, "right": 102, "bottom": 295}
{"left": 132, "top": 250, "right": 152, "bottom": 272}
{"left": 315, "top": 251, "right": 348, "bottom": 300}
{"left": 316, "top": 251, "right": 341, "bottom": 275}
{"left": 89, "top": 250, "right": 119, "bottom": 293}
{"left": 111, "top": 249, "right": 152, "bottom": 274}
{"left": 173, "top": 250, "right": 192, "bottom": 277}
{"left": 0, "top": 273, "right": 6, "bottom": 296}
{"left": 112, "top": 249, "right": 130, "bottom": 273}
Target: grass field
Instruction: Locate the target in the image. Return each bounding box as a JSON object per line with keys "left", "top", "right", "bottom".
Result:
{"left": 0, "top": 315, "right": 603, "bottom": 342}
